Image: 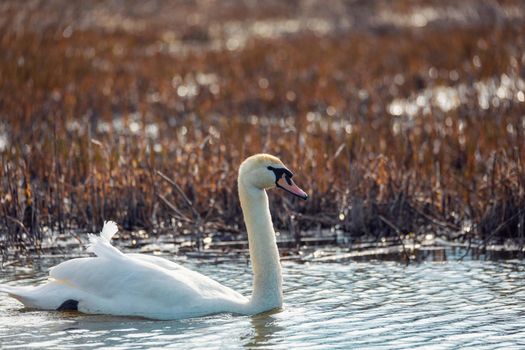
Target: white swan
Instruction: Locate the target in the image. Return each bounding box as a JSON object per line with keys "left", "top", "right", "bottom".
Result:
{"left": 0, "top": 154, "right": 308, "bottom": 320}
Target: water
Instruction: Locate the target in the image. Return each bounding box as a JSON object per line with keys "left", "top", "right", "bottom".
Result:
{"left": 1, "top": 256, "right": 525, "bottom": 349}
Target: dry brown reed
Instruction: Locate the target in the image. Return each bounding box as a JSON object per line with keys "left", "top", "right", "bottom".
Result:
{"left": 1, "top": 1, "right": 524, "bottom": 254}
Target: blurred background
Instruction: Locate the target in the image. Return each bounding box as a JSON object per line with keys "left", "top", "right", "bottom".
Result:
{"left": 1, "top": 0, "right": 524, "bottom": 255}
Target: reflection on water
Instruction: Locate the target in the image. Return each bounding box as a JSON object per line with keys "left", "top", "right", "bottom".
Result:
{"left": 1, "top": 255, "right": 525, "bottom": 349}
{"left": 243, "top": 309, "right": 284, "bottom": 348}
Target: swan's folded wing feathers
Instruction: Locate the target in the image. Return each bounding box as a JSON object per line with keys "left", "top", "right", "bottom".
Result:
{"left": 100, "top": 220, "right": 118, "bottom": 241}
{"left": 86, "top": 221, "right": 124, "bottom": 259}
{"left": 87, "top": 234, "right": 125, "bottom": 259}
{"left": 48, "top": 256, "right": 205, "bottom": 308}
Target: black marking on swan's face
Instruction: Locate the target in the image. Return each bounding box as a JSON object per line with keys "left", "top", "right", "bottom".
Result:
{"left": 57, "top": 299, "right": 79, "bottom": 311}
{"left": 267, "top": 166, "right": 293, "bottom": 182}
{"left": 267, "top": 165, "right": 308, "bottom": 200}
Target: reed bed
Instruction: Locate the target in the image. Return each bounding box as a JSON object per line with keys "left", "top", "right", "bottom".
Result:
{"left": 1, "top": 0, "right": 524, "bottom": 255}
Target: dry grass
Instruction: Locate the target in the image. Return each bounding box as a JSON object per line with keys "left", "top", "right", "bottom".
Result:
{"left": 1, "top": 0, "right": 524, "bottom": 254}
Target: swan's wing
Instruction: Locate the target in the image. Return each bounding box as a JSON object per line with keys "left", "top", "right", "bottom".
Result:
{"left": 47, "top": 253, "right": 248, "bottom": 318}
{"left": 49, "top": 253, "right": 247, "bottom": 302}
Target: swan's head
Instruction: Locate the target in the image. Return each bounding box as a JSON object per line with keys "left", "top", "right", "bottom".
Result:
{"left": 239, "top": 154, "right": 308, "bottom": 200}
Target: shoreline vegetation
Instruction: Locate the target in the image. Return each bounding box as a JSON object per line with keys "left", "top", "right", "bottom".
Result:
{"left": 1, "top": 1, "right": 525, "bottom": 260}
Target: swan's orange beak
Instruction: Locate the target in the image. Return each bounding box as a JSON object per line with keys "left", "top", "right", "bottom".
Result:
{"left": 276, "top": 176, "right": 308, "bottom": 200}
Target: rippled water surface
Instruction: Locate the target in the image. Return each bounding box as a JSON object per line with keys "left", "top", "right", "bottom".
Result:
{"left": 1, "top": 255, "right": 525, "bottom": 349}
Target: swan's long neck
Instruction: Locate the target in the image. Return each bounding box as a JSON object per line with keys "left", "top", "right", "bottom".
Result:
{"left": 238, "top": 178, "right": 283, "bottom": 312}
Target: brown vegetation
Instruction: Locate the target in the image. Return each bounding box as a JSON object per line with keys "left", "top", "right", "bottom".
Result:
{"left": 1, "top": 0, "right": 524, "bottom": 255}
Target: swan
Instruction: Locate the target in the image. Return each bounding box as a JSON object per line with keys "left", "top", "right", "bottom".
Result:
{"left": 0, "top": 154, "right": 308, "bottom": 320}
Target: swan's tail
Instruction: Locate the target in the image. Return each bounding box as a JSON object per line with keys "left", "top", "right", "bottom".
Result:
{"left": 0, "top": 284, "right": 31, "bottom": 298}
{"left": 87, "top": 220, "right": 124, "bottom": 258}
{"left": 0, "top": 284, "right": 13, "bottom": 294}
{"left": 0, "top": 282, "right": 78, "bottom": 310}
{"left": 0, "top": 284, "right": 43, "bottom": 308}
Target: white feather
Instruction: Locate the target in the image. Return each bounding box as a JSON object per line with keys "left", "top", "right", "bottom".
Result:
{"left": 87, "top": 221, "right": 123, "bottom": 258}
{"left": 100, "top": 220, "right": 118, "bottom": 241}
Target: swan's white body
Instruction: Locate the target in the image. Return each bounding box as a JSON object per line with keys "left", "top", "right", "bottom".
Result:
{"left": 0, "top": 154, "right": 307, "bottom": 320}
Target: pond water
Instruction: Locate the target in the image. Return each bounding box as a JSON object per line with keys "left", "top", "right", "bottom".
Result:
{"left": 1, "top": 254, "right": 524, "bottom": 349}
